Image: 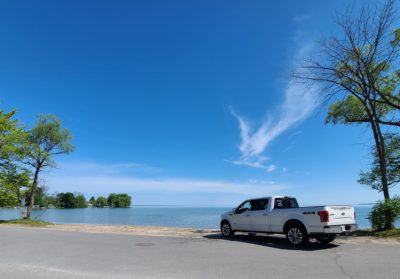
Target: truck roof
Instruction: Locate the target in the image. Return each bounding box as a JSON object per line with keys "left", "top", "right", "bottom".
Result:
{"left": 246, "top": 196, "right": 295, "bottom": 201}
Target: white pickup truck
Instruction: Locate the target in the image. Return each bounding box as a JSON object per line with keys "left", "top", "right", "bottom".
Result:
{"left": 220, "top": 196, "right": 357, "bottom": 246}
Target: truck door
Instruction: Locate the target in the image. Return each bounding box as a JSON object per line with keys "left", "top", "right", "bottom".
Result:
{"left": 231, "top": 201, "right": 253, "bottom": 231}
{"left": 250, "top": 198, "right": 270, "bottom": 232}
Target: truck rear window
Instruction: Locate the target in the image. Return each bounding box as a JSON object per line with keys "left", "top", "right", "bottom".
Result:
{"left": 274, "top": 198, "right": 299, "bottom": 209}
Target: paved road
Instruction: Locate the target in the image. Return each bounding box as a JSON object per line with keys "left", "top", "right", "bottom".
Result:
{"left": 0, "top": 226, "right": 399, "bottom": 279}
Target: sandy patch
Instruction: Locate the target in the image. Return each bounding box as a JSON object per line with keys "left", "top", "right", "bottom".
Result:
{"left": 0, "top": 223, "right": 219, "bottom": 238}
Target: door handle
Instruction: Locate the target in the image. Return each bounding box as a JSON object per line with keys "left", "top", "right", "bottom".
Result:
{"left": 245, "top": 214, "right": 250, "bottom": 217}
{"left": 263, "top": 214, "right": 268, "bottom": 216}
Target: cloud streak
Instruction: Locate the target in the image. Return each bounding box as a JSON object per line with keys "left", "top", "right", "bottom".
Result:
{"left": 231, "top": 45, "right": 319, "bottom": 171}
{"left": 43, "top": 162, "right": 287, "bottom": 196}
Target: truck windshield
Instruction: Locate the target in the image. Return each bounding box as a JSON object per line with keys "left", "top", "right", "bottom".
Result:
{"left": 274, "top": 197, "right": 299, "bottom": 209}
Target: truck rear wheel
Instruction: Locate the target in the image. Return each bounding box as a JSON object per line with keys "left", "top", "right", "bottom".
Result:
{"left": 316, "top": 234, "right": 336, "bottom": 244}
{"left": 285, "top": 223, "right": 309, "bottom": 246}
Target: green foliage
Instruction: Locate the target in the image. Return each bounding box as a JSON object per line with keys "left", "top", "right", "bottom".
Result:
{"left": 89, "top": 196, "right": 96, "bottom": 205}
{"left": 359, "top": 133, "right": 400, "bottom": 192}
{"left": 353, "top": 228, "right": 400, "bottom": 238}
{"left": 74, "top": 194, "right": 88, "bottom": 208}
{"left": 0, "top": 108, "right": 26, "bottom": 161}
{"left": 0, "top": 162, "right": 30, "bottom": 207}
{"left": 57, "top": 192, "right": 76, "bottom": 208}
{"left": 0, "top": 108, "right": 28, "bottom": 207}
{"left": 0, "top": 219, "right": 52, "bottom": 226}
{"left": 21, "top": 114, "right": 74, "bottom": 169}
{"left": 95, "top": 196, "right": 108, "bottom": 207}
{"left": 390, "top": 28, "right": 400, "bottom": 46}
{"left": 369, "top": 196, "right": 400, "bottom": 231}
{"left": 107, "top": 193, "right": 132, "bottom": 208}
{"left": 326, "top": 95, "right": 369, "bottom": 124}
{"left": 0, "top": 185, "right": 18, "bottom": 207}
{"left": 53, "top": 192, "right": 87, "bottom": 208}
{"left": 20, "top": 114, "right": 74, "bottom": 218}
{"left": 25, "top": 186, "right": 48, "bottom": 207}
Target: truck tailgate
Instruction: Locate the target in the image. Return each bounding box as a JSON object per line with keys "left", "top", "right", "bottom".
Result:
{"left": 326, "top": 206, "right": 355, "bottom": 225}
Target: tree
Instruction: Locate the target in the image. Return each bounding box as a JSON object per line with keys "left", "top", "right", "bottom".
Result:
{"left": 89, "top": 196, "right": 96, "bottom": 205}
{"left": 0, "top": 108, "right": 28, "bottom": 207}
{"left": 0, "top": 162, "right": 30, "bottom": 206}
{"left": 25, "top": 185, "right": 48, "bottom": 208}
{"left": 359, "top": 133, "right": 400, "bottom": 192}
{"left": 95, "top": 196, "right": 108, "bottom": 207}
{"left": 57, "top": 192, "right": 75, "bottom": 208}
{"left": 0, "top": 108, "right": 25, "bottom": 161}
{"left": 294, "top": 0, "right": 399, "bottom": 214}
{"left": 21, "top": 114, "right": 74, "bottom": 218}
{"left": 74, "top": 194, "right": 88, "bottom": 208}
{"left": 107, "top": 193, "right": 131, "bottom": 208}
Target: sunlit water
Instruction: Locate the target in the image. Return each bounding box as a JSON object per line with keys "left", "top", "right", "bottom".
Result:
{"left": 1, "top": 205, "right": 397, "bottom": 229}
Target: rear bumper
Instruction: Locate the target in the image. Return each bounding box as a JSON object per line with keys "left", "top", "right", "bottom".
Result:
{"left": 323, "top": 224, "right": 357, "bottom": 234}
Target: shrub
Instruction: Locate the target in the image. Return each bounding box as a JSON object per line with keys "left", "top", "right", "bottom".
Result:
{"left": 370, "top": 196, "right": 400, "bottom": 231}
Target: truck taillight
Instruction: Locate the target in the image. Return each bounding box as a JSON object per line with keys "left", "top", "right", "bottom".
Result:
{"left": 318, "top": 210, "right": 329, "bottom": 222}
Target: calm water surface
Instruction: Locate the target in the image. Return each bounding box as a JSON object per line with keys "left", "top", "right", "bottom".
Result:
{"left": 0, "top": 205, "right": 397, "bottom": 229}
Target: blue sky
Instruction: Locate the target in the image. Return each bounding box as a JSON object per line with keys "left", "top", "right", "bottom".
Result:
{"left": 1, "top": 0, "right": 398, "bottom": 206}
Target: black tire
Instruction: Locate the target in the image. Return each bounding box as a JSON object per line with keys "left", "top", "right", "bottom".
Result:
{"left": 285, "top": 223, "right": 309, "bottom": 246}
{"left": 221, "top": 221, "right": 234, "bottom": 238}
{"left": 316, "top": 234, "right": 336, "bottom": 244}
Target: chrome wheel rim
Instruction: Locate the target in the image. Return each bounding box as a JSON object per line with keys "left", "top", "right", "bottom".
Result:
{"left": 222, "top": 224, "right": 230, "bottom": 236}
{"left": 288, "top": 227, "right": 303, "bottom": 244}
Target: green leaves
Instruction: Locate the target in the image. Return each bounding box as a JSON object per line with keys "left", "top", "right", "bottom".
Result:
{"left": 22, "top": 114, "right": 74, "bottom": 168}
{"left": 359, "top": 133, "right": 400, "bottom": 192}
{"left": 0, "top": 108, "right": 29, "bottom": 207}
{"left": 369, "top": 196, "right": 400, "bottom": 230}
{"left": 390, "top": 28, "right": 400, "bottom": 46}
{"left": 0, "top": 108, "right": 26, "bottom": 161}
{"left": 325, "top": 95, "right": 369, "bottom": 124}
{"left": 107, "top": 193, "right": 132, "bottom": 208}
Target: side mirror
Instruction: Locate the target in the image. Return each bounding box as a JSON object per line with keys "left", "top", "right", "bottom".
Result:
{"left": 232, "top": 208, "right": 237, "bottom": 214}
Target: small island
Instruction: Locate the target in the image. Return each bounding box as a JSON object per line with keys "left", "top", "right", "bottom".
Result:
{"left": 25, "top": 188, "right": 132, "bottom": 209}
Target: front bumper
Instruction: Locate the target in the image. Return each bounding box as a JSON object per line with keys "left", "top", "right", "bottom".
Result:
{"left": 323, "top": 224, "right": 358, "bottom": 234}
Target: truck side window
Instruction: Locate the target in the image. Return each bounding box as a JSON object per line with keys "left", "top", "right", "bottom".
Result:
{"left": 274, "top": 198, "right": 299, "bottom": 209}
{"left": 236, "top": 201, "right": 252, "bottom": 214}
{"left": 250, "top": 199, "right": 269, "bottom": 211}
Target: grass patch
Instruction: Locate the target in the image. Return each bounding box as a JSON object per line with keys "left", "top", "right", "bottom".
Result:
{"left": 353, "top": 228, "right": 400, "bottom": 239}
{"left": 0, "top": 219, "right": 53, "bottom": 227}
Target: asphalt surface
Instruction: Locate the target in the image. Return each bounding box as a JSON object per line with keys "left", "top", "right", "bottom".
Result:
{"left": 0, "top": 226, "right": 399, "bottom": 279}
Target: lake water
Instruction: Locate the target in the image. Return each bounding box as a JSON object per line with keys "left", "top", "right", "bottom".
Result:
{"left": 1, "top": 205, "right": 398, "bottom": 229}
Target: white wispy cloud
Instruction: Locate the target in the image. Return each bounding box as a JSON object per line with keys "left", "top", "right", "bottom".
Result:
{"left": 55, "top": 162, "right": 163, "bottom": 175}
{"left": 230, "top": 45, "right": 319, "bottom": 171}
{"left": 43, "top": 162, "right": 287, "bottom": 196}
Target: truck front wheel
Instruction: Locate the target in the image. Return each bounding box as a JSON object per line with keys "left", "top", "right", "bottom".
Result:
{"left": 315, "top": 234, "right": 336, "bottom": 244}
{"left": 285, "top": 223, "right": 309, "bottom": 246}
{"left": 221, "top": 221, "right": 234, "bottom": 238}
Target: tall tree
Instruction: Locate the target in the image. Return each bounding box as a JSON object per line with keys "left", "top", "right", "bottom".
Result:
{"left": 21, "top": 114, "right": 74, "bottom": 218}
{"left": 294, "top": 0, "right": 399, "bottom": 210}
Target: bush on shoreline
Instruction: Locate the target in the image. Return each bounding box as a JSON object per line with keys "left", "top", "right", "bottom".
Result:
{"left": 369, "top": 197, "right": 400, "bottom": 231}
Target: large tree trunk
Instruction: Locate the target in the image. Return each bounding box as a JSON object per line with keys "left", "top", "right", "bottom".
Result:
{"left": 26, "top": 166, "right": 40, "bottom": 219}
{"left": 369, "top": 116, "right": 393, "bottom": 229}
